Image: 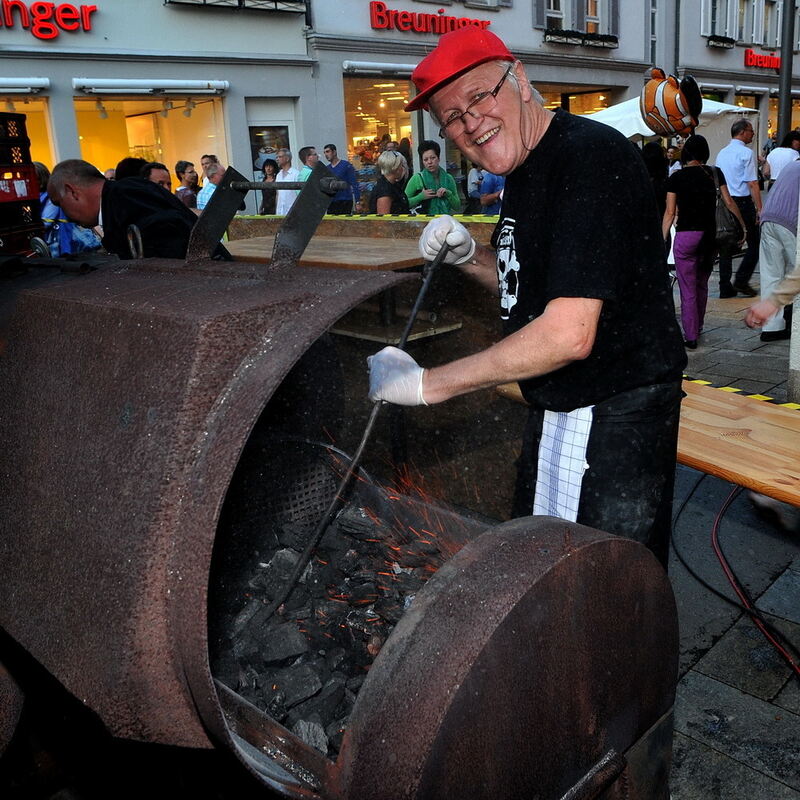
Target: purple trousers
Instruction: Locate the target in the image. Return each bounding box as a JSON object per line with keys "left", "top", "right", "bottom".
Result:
{"left": 674, "top": 229, "right": 715, "bottom": 342}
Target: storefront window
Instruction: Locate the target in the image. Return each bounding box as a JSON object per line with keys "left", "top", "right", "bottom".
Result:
{"left": 564, "top": 91, "right": 610, "bottom": 114}
{"left": 4, "top": 97, "right": 54, "bottom": 168}
{"left": 343, "top": 76, "right": 414, "bottom": 211}
{"left": 768, "top": 97, "right": 800, "bottom": 136}
{"left": 74, "top": 97, "right": 227, "bottom": 177}
{"left": 734, "top": 94, "right": 758, "bottom": 110}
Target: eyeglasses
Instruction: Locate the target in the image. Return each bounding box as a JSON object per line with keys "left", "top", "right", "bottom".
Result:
{"left": 437, "top": 64, "right": 514, "bottom": 139}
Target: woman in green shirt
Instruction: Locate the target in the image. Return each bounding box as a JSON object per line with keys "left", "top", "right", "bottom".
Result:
{"left": 405, "top": 139, "right": 460, "bottom": 215}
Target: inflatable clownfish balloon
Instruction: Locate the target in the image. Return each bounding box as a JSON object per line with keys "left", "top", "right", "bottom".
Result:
{"left": 640, "top": 68, "right": 702, "bottom": 137}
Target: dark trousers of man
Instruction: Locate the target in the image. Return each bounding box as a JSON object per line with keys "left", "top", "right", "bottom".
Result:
{"left": 512, "top": 381, "right": 683, "bottom": 571}
{"left": 718, "top": 195, "right": 760, "bottom": 291}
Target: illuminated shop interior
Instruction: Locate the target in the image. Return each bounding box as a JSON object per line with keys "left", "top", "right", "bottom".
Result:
{"left": 2, "top": 97, "right": 53, "bottom": 166}
{"left": 73, "top": 97, "right": 227, "bottom": 176}
{"left": 343, "top": 77, "right": 413, "bottom": 167}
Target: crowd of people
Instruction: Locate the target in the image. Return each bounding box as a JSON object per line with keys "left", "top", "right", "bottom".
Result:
{"left": 35, "top": 130, "right": 509, "bottom": 262}
{"left": 645, "top": 116, "right": 800, "bottom": 348}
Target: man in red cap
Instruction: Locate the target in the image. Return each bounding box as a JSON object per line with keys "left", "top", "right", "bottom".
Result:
{"left": 367, "top": 27, "right": 687, "bottom": 569}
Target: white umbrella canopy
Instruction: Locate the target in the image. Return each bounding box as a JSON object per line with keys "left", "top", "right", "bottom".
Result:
{"left": 585, "top": 96, "right": 757, "bottom": 140}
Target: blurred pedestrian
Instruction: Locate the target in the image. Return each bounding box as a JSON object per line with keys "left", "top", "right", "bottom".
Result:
{"left": 369, "top": 151, "right": 410, "bottom": 215}
{"left": 259, "top": 158, "right": 279, "bottom": 215}
{"left": 662, "top": 135, "right": 745, "bottom": 349}
{"left": 174, "top": 160, "right": 199, "bottom": 209}
{"left": 404, "top": 140, "right": 460, "bottom": 215}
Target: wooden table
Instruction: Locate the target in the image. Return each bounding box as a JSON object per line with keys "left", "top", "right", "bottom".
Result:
{"left": 679, "top": 380, "right": 800, "bottom": 507}
{"left": 227, "top": 235, "right": 462, "bottom": 344}
{"left": 498, "top": 379, "right": 800, "bottom": 508}
{"left": 226, "top": 235, "right": 422, "bottom": 271}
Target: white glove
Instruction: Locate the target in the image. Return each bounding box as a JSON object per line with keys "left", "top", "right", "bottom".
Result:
{"left": 419, "top": 215, "right": 476, "bottom": 265}
{"left": 367, "top": 346, "right": 427, "bottom": 406}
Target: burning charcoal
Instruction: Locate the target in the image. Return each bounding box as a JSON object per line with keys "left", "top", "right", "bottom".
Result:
{"left": 263, "top": 664, "right": 323, "bottom": 710}
{"left": 237, "top": 664, "right": 260, "bottom": 694}
{"left": 366, "top": 634, "right": 384, "bottom": 658}
{"left": 318, "top": 523, "right": 353, "bottom": 554}
{"left": 314, "top": 598, "right": 350, "bottom": 619}
{"left": 283, "top": 585, "right": 311, "bottom": 612}
{"left": 287, "top": 676, "right": 346, "bottom": 728}
{"left": 232, "top": 629, "right": 261, "bottom": 663}
{"left": 396, "top": 551, "right": 431, "bottom": 569}
{"left": 326, "top": 718, "right": 347, "bottom": 754}
{"left": 301, "top": 559, "right": 339, "bottom": 599}
{"left": 349, "top": 582, "right": 378, "bottom": 605}
{"left": 336, "top": 506, "right": 386, "bottom": 540}
{"left": 260, "top": 622, "right": 309, "bottom": 665}
{"left": 277, "top": 521, "right": 312, "bottom": 551}
{"left": 332, "top": 548, "right": 360, "bottom": 575}
{"left": 335, "top": 688, "right": 357, "bottom": 721}
{"left": 345, "top": 675, "right": 365, "bottom": 692}
{"left": 373, "top": 597, "right": 403, "bottom": 624}
{"left": 261, "top": 548, "right": 301, "bottom": 599}
{"left": 232, "top": 597, "right": 265, "bottom": 636}
{"left": 325, "top": 647, "right": 346, "bottom": 671}
{"left": 292, "top": 717, "right": 328, "bottom": 755}
{"left": 393, "top": 572, "right": 424, "bottom": 594}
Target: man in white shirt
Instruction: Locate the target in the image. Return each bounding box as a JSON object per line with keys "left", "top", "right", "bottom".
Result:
{"left": 765, "top": 131, "right": 800, "bottom": 184}
{"left": 196, "top": 163, "right": 224, "bottom": 211}
{"left": 715, "top": 118, "right": 762, "bottom": 298}
{"left": 275, "top": 149, "right": 300, "bottom": 215}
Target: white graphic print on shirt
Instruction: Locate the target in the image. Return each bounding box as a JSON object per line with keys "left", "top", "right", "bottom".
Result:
{"left": 495, "top": 218, "right": 520, "bottom": 319}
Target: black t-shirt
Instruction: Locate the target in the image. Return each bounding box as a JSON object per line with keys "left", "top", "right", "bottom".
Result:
{"left": 665, "top": 164, "right": 723, "bottom": 232}
{"left": 369, "top": 175, "right": 410, "bottom": 215}
{"left": 492, "top": 110, "right": 686, "bottom": 411}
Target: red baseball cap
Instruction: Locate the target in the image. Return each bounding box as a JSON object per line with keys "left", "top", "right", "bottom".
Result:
{"left": 405, "top": 27, "right": 515, "bottom": 112}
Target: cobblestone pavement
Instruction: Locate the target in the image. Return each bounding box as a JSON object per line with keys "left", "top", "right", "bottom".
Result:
{"left": 670, "top": 263, "right": 800, "bottom": 799}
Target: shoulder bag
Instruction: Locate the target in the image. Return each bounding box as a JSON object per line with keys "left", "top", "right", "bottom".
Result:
{"left": 709, "top": 166, "right": 741, "bottom": 250}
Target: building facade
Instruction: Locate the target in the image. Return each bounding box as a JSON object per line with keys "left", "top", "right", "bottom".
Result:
{"left": 2, "top": 0, "right": 800, "bottom": 211}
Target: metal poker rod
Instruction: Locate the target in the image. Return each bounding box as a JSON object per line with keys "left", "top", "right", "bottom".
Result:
{"left": 261, "top": 242, "right": 452, "bottom": 622}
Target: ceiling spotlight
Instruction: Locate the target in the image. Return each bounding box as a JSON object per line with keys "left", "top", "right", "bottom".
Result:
{"left": 4, "top": 98, "right": 15, "bottom": 112}
{"left": 95, "top": 98, "right": 108, "bottom": 119}
{"left": 183, "top": 98, "right": 196, "bottom": 118}
{"left": 160, "top": 99, "right": 174, "bottom": 118}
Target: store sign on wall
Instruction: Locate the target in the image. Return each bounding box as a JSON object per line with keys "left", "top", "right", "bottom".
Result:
{"left": 369, "top": 1, "right": 491, "bottom": 34}
{"left": 744, "top": 48, "right": 781, "bottom": 70}
{"left": 0, "top": 1, "right": 97, "bottom": 40}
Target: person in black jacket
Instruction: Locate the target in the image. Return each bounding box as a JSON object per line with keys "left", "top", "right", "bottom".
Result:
{"left": 47, "top": 159, "right": 225, "bottom": 260}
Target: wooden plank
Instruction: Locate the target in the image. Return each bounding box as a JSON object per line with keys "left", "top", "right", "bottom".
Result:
{"left": 678, "top": 381, "right": 800, "bottom": 506}
{"left": 226, "top": 235, "right": 422, "bottom": 271}
{"left": 496, "top": 380, "right": 800, "bottom": 507}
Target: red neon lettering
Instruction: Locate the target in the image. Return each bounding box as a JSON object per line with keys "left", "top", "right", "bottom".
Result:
{"left": 3, "top": 0, "right": 30, "bottom": 27}
{"left": 55, "top": 2, "right": 79, "bottom": 29}
{"left": 80, "top": 3, "right": 95, "bottom": 29}
{"left": 370, "top": 0, "right": 388, "bottom": 29}
{"left": 0, "top": 1, "right": 96, "bottom": 38}
{"left": 31, "top": 1, "right": 57, "bottom": 38}
{"left": 369, "top": 0, "right": 490, "bottom": 35}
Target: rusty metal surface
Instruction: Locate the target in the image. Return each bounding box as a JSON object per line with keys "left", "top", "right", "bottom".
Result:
{"left": 0, "top": 256, "right": 412, "bottom": 750}
{"left": 0, "top": 658, "right": 24, "bottom": 755}
{"left": 331, "top": 516, "right": 678, "bottom": 800}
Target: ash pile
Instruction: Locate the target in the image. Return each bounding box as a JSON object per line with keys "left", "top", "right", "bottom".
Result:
{"left": 209, "top": 441, "right": 447, "bottom": 759}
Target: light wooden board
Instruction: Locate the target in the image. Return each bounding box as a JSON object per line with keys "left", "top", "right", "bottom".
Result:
{"left": 226, "top": 235, "right": 422, "bottom": 271}
{"left": 679, "top": 381, "right": 800, "bottom": 506}
{"left": 497, "top": 380, "right": 800, "bottom": 507}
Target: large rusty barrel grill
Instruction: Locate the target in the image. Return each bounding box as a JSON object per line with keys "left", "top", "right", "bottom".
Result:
{"left": 0, "top": 167, "right": 678, "bottom": 799}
